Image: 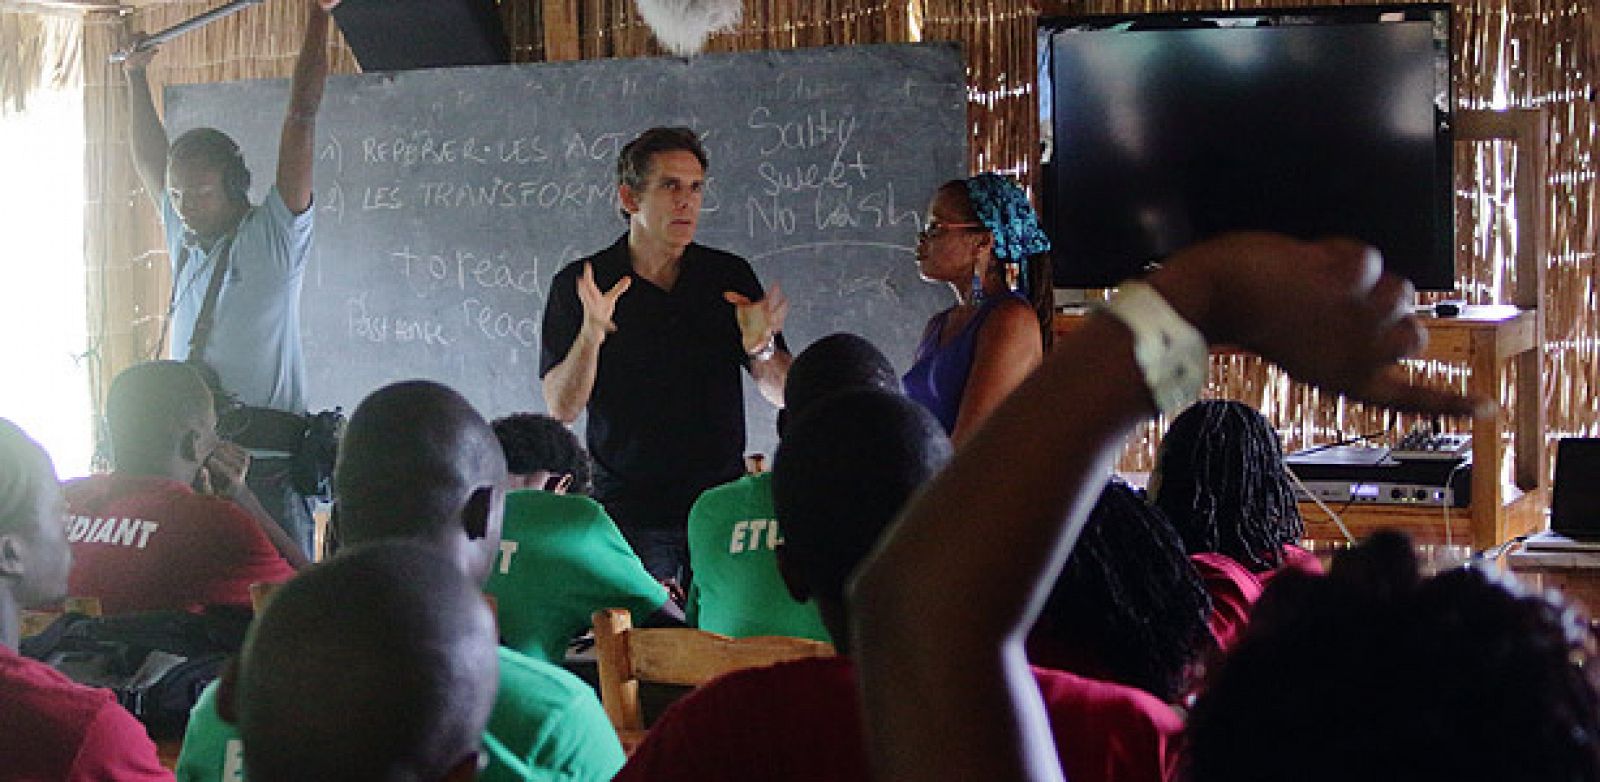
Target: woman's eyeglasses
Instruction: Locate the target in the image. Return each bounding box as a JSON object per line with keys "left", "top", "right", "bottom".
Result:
{"left": 917, "top": 221, "right": 985, "bottom": 243}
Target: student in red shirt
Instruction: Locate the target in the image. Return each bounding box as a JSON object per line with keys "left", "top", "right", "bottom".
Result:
{"left": 1150, "top": 399, "right": 1323, "bottom": 645}
{"left": 618, "top": 391, "right": 1183, "bottom": 782}
{"left": 0, "top": 418, "right": 172, "bottom": 780}
{"left": 1027, "top": 479, "right": 1213, "bottom": 703}
{"left": 1151, "top": 400, "right": 1321, "bottom": 576}
{"left": 65, "top": 361, "right": 300, "bottom": 615}
{"left": 846, "top": 235, "right": 1482, "bottom": 780}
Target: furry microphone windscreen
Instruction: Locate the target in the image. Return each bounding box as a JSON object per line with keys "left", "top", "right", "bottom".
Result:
{"left": 635, "top": 0, "right": 742, "bottom": 56}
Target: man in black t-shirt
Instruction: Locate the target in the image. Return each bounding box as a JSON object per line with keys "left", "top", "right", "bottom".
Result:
{"left": 540, "top": 127, "right": 791, "bottom": 588}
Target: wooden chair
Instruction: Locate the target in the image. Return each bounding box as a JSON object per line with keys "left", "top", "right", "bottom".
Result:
{"left": 591, "top": 608, "right": 834, "bottom": 752}
{"left": 249, "top": 581, "right": 285, "bottom": 614}
{"left": 20, "top": 596, "right": 103, "bottom": 639}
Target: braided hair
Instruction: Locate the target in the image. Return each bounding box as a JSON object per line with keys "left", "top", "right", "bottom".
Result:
{"left": 1152, "top": 400, "right": 1302, "bottom": 573}
{"left": 1037, "top": 479, "right": 1213, "bottom": 702}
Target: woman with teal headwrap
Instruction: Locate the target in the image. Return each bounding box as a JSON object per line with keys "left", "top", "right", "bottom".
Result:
{"left": 903, "top": 173, "right": 1054, "bottom": 443}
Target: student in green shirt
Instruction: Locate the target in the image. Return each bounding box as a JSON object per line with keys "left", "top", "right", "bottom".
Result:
{"left": 488, "top": 414, "right": 683, "bottom": 664}
{"left": 234, "top": 542, "right": 499, "bottom": 781}
{"left": 175, "top": 382, "right": 624, "bottom": 782}
{"left": 686, "top": 333, "right": 901, "bottom": 642}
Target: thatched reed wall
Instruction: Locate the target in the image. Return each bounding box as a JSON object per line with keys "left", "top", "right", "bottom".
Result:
{"left": 1, "top": 0, "right": 1591, "bottom": 480}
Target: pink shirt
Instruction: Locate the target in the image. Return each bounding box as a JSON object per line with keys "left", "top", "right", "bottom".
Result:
{"left": 1260, "top": 543, "right": 1325, "bottom": 588}
{"left": 1189, "top": 552, "right": 1265, "bottom": 652}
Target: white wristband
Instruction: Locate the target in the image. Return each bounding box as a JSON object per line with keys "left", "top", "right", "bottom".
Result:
{"left": 1098, "top": 281, "right": 1208, "bottom": 415}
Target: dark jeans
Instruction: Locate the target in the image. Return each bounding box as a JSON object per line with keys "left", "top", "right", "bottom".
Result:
{"left": 619, "top": 525, "right": 692, "bottom": 597}
{"left": 246, "top": 456, "right": 315, "bottom": 559}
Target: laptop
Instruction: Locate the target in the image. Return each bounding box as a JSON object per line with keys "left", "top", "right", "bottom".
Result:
{"left": 1524, "top": 438, "right": 1600, "bottom": 550}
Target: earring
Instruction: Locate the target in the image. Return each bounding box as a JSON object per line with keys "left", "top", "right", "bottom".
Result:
{"left": 970, "top": 270, "right": 985, "bottom": 304}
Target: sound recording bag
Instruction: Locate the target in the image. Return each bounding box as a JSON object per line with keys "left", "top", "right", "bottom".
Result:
{"left": 185, "top": 236, "right": 343, "bottom": 499}
{"left": 20, "top": 608, "right": 252, "bottom": 739}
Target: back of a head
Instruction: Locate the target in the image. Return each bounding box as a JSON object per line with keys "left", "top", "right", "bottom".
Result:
{"left": 1151, "top": 400, "right": 1301, "bottom": 572}
{"left": 0, "top": 418, "right": 52, "bottom": 535}
{"left": 105, "top": 361, "right": 213, "bottom": 467}
{"left": 334, "top": 381, "right": 506, "bottom": 580}
{"left": 491, "top": 413, "right": 593, "bottom": 494}
{"left": 782, "top": 333, "right": 900, "bottom": 423}
{"left": 238, "top": 541, "right": 498, "bottom": 782}
{"left": 772, "top": 390, "right": 950, "bottom": 605}
{"left": 0, "top": 418, "right": 70, "bottom": 609}
{"left": 1037, "top": 480, "right": 1212, "bottom": 702}
{"left": 1186, "top": 530, "right": 1600, "bottom": 782}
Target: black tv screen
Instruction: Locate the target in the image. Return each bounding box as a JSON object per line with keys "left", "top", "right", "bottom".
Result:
{"left": 1041, "top": 6, "right": 1454, "bottom": 289}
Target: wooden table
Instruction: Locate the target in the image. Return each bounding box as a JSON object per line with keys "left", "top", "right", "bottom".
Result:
{"left": 1507, "top": 542, "right": 1600, "bottom": 617}
{"left": 1298, "top": 305, "right": 1544, "bottom": 549}
{"left": 1059, "top": 303, "right": 1546, "bottom": 550}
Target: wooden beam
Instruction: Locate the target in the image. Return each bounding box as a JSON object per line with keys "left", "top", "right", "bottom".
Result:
{"left": 542, "top": 0, "right": 579, "bottom": 61}
{"left": 1455, "top": 108, "right": 1549, "bottom": 493}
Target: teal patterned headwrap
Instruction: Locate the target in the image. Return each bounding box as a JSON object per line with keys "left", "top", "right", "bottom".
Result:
{"left": 963, "top": 173, "right": 1052, "bottom": 264}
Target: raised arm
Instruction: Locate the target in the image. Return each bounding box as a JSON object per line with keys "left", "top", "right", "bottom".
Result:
{"left": 949, "top": 298, "right": 1044, "bottom": 445}
{"left": 850, "top": 232, "right": 1485, "bottom": 782}
{"left": 276, "top": 0, "right": 335, "bottom": 215}
{"left": 122, "top": 41, "right": 168, "bottom": 206}
{"left": 542, "top": 263, "right": 631, "bottom": 422}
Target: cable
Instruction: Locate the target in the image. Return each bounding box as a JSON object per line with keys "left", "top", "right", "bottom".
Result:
{"left": 1286, "top": 463, "right": 1356, "bottom": 544}
{"left": 1475, "top": 534, "right": 1530, "bottom": 562}
{"left": 1440, "top": 459, "right": 1473, "bottom": 552}
{"left": 1292, "top": 430, "right": 1388, "bottom": 457}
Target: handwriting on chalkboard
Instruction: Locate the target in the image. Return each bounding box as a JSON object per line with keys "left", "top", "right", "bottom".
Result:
{"left": 169, "top": 43, "right": 967, "bottom": 449}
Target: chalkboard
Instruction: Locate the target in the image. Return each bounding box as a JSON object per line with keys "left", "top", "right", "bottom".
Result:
{"left": 166, "top": 43, "right": 966, "bottom": 459}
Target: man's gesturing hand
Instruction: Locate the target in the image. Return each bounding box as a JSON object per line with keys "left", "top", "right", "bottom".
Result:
{"left": 578, "top": 262, "right": 632, "bottom": 337}
{"left": 724, "top": 284, "right": 789, "bottom": 355}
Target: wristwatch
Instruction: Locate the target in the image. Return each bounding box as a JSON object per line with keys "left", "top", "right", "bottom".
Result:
{"left": 1097, "top": 281, "right": 1207, "bottom": 415}
{"left": 746, "top": 334, "right": 778, "bottom": 362}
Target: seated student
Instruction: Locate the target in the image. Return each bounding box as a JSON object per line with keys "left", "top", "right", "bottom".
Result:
{"left": 487, "top": 412, "right": 680, "bottom": 664}
{"left": 1151, "top": 399, "right": 1322, "bottom": 578}
{"left": 65, "top": 361, "right": 299, "bottom": 616}
{"left": 175, "top": 381, "right": 625, "bottom": 782}
{"left": 1186, "top": 530, "right": 1600, "bottom": 782}
{"left": 1027, "top": 479, "right": 1213, "bottom": 704}
{"left": 686, "top": 333, "right": 900, "bottom": 642}
{"left": 618, "top": 391, "right": 1182, "bottom": 782}
{"left": 233, "top": 541, "right": 498, "bottom": 782}
{"left": 1149, "top": 399, "right": 1323, "bottom": 648}
{"left": 846, "top": 233, "right": 1483, "bottom": 780}
{"left": 0, "top": 418, "right": 171, "bottom": 780}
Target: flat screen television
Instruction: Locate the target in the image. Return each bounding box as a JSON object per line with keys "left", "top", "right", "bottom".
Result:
{"left": 1039, "top": 5, "right": 1454, "bottom": 289}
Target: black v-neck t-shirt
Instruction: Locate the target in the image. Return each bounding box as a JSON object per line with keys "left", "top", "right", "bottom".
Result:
{"left": 540, "top": 235, "right": 775, "bottom": 531}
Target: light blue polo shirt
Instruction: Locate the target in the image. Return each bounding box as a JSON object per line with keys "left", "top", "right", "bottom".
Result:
{"left": 161, "top": 187, "right": 312, "bottom": 414}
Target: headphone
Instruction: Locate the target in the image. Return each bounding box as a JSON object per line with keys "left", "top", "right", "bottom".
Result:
{"left": 172, "top": 128, "right": 251, "bottom": 205}
{"left": 220, "top": 143, "right": 251, "bottom": 205}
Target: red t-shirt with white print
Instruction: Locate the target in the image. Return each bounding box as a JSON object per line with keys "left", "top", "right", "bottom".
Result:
{"left": 64, "top": 474, "right": 293, "bottom": 615}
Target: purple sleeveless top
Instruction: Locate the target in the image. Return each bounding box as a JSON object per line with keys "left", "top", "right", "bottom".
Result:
{"left": 903, "top": 297, "right": 1014, "bottom": 434}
